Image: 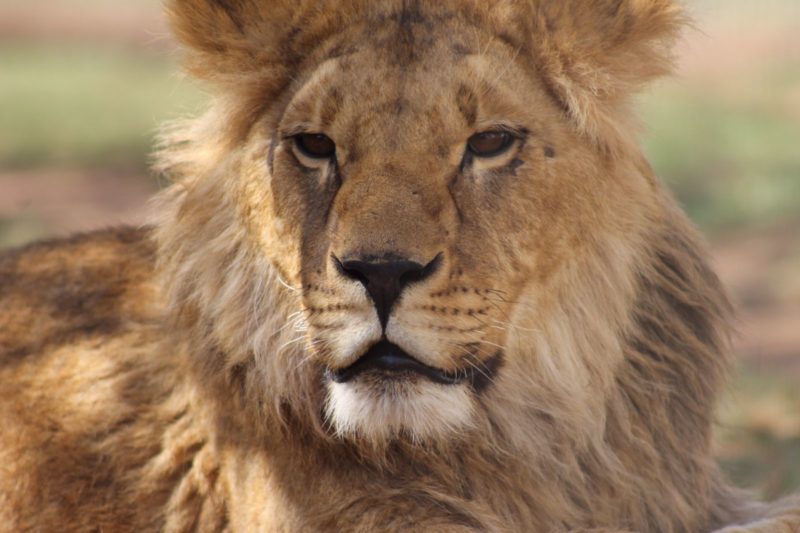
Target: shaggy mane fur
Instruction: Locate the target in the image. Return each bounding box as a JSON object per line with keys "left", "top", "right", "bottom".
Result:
{"left": 1, "top": 1, "right": 799, "bottom": 531}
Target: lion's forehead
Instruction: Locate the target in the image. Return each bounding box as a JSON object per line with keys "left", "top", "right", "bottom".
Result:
{"left": 283, "top": 26, "right": 535, "bottom": 147}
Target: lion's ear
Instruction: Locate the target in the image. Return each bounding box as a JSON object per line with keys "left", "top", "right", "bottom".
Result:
{"left": 165, "top": 0, "right": 291, "bottom": 85}
{"left": 166, "top": 0, "right": 285, "bottom": 81}
{"left": 532, "top": 0, "right": 685, "bottom": 145}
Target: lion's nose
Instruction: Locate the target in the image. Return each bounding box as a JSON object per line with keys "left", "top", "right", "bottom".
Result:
{"left": 334, "top": 254, "right": 442, "bottom": 328}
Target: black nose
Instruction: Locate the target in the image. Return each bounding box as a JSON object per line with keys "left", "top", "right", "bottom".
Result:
{"left": 334, "top": 254, "right": 442, "bottom": 328}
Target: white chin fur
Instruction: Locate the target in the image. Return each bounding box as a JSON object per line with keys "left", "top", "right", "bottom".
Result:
{"left": 325, "top": 378, "right": 475, "bottom": 444}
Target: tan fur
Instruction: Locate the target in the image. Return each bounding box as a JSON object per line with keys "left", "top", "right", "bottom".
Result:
{"left": 1, "top": 1, "right": 799, "bottom": 531}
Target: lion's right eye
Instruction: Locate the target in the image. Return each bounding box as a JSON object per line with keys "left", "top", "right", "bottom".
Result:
{"left": 467, "top": 131, "right": 514, "bottom": 158}
{"left": 294, "top": 133, "right": 336, "bottom": 160}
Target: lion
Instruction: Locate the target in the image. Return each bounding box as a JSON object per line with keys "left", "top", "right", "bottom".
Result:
{"left": 1, "top": 0, "right": 798, "bottom": 531}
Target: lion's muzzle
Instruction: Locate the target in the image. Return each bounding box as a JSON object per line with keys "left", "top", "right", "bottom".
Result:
{"left": 332, "top": 252, "right": 443, "bottom": 328}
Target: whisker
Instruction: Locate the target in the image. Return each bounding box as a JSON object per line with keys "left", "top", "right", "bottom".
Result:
{"left": 275, "top": 272, "right": 301, "bottom": 292}
{"left": 276, "top": 334, "right": 309, "bottom": 355}
{"left": 289, "top": 339, "right": 324, "bottom": 374}
{"left": 490, "top": 318, "right": 541, "bottom": 334}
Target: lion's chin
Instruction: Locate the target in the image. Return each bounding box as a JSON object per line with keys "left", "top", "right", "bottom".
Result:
{"left": 324, "top": 378, "right": 476, "bottom": 444}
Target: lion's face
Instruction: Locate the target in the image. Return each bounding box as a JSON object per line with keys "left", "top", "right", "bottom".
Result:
{"left": 164, "top": 0, "right": 682, "bottom": 446}
{"left": 221, "top": 18, "right": 648, "bottom": 443}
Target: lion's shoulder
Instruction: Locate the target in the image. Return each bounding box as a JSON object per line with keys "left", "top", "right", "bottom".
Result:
{"left": 0, "top": 226, "right": 157, "bottom": 363}
{"left": 0, "top": 227, "right": 215, "bottom": 531}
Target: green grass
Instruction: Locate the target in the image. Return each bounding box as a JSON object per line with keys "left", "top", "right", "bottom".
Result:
{"left": 0, "top": 43, "right": 205, "bottom": 171}
{"left": 640, "top": 68, "right": 800, "bottom": 233}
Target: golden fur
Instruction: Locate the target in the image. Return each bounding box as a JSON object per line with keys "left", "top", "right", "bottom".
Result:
{"left": 1, "top": 1, "right": 799, "bottom": 531}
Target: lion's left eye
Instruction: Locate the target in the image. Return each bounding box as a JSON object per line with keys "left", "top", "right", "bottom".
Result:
{"left": 294, "top": 133, "right": 336, "bottom": 159}
{"left": 467, "top": 131, "right": 514, "bottom": 158}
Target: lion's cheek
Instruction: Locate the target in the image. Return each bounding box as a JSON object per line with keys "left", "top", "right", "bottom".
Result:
{"left": 236, "top": 152, "right": 310, "bottom": 287}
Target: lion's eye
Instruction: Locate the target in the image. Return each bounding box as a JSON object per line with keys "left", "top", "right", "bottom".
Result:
{"left": 294, "top": 133, "right": 336, "bottom": 159}
{"left": 467, "top": 131, "right": 514, "bottom": 158}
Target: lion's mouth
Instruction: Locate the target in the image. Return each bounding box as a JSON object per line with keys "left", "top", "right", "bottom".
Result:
{"left": 326, "top": 341, "right": 464, "bottom": 385}
{"left": 325, "top": 340, "right": 502, "bottom": 389}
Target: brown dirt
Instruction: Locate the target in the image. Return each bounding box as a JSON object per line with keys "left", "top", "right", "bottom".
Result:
{"left": 677, "top": 2, "right": 800, "bottom": 81}
{"left": 712, "top": 223, "right": 800, "bottom": 373}
{"left": 0, "top": 0, "right": 171, "bottom": 49}
{"left": 0, "top": 169, "right": 156, "bottom": 247}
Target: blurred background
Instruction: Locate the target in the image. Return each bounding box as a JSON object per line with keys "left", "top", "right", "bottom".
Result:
{"left": 1, "top": 0, "right": 798, "bottom": 499}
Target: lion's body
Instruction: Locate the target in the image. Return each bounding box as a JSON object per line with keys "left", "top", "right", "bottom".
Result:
{"left": 1, "top": 1, "right": 799, "bottom": 531}
{"left": 0, "top": 230, "right": 203, "bottom": 531}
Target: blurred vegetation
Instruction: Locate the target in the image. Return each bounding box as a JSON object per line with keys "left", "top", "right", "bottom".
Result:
{"left": 0, "top": 0, "right": 798, "bottom": 503}
{"left": 0, "top": 44, "right": 204, "bottom": 171}
{"left": 641, "top": 72, "right": 800, "bottom": 232}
